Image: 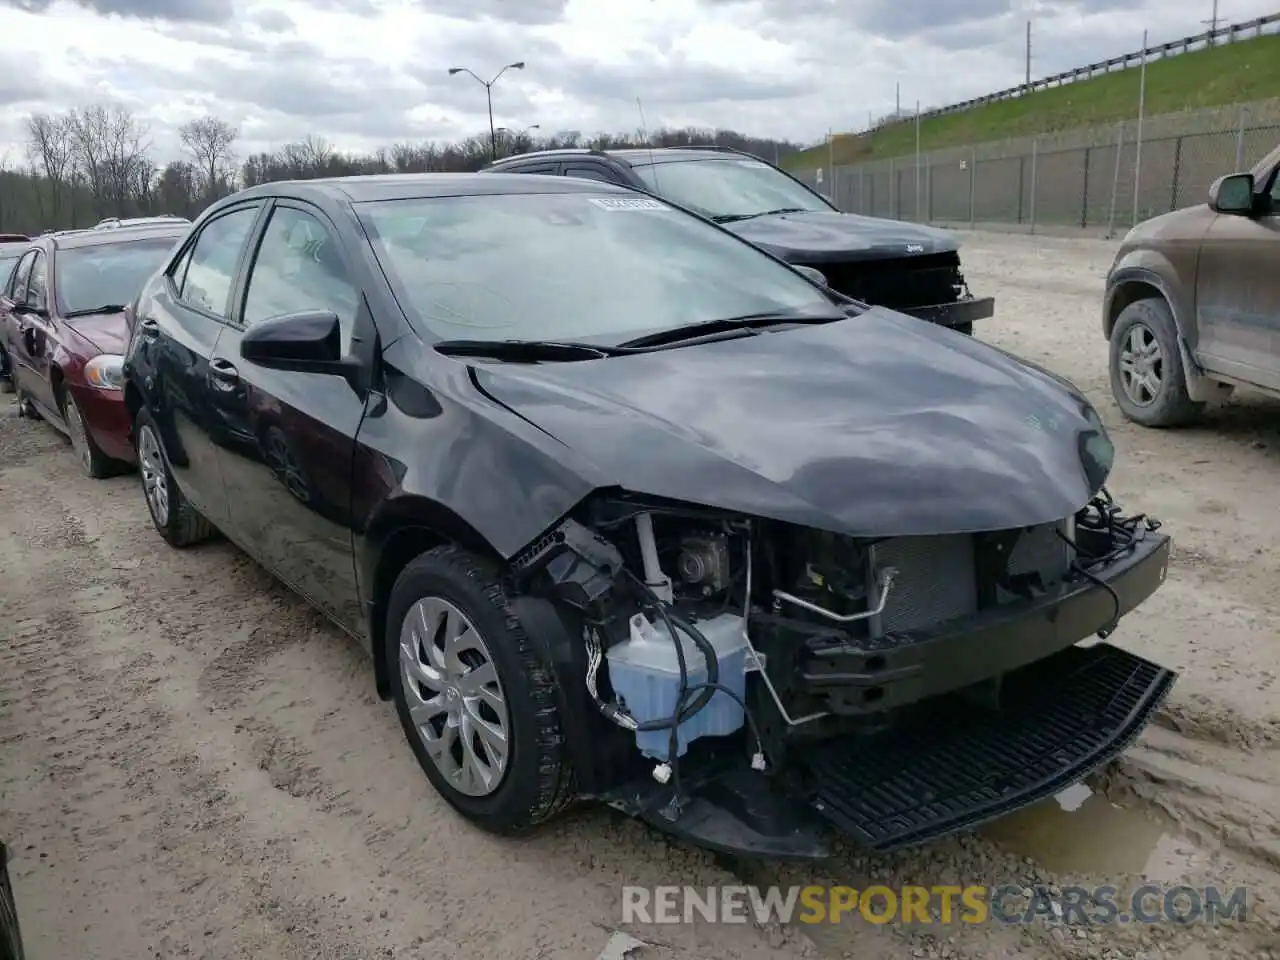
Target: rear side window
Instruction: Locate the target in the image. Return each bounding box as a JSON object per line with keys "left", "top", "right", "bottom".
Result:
{"left": 178, "top": 207, "right": 258, "bottom": 318}
{"left": 564, "top": 165, "right": 621, "bottom": 183}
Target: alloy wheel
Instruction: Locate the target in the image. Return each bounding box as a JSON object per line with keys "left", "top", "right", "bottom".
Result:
{"left": 65, "top": 395, "right": 92, "bottom": 473}
{"left": 399, "top": 596, "right": 510, "bottom": 797}
{"left": 138, "top": 424, "right": 170, "bottom": 526}
{"left": 1117, "top": 322, "right": 1163, "bottom": 407}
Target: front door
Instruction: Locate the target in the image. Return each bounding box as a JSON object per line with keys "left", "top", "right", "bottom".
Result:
{"left": 210, "top": 200, "right": 370, "bottom": 631}
{"left": 11, "top": 251, "right": 59, "bottom": 415}
{"left": 1194, "top": 163, "right": 1280, "bottom": 390}
{"left": 136, "top": 202, "right": 264, "bottom": 524}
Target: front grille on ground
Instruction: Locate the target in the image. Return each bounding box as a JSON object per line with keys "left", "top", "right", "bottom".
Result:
{"left": 801, "top": 643, "right": 1175, "bottom": 851}
{"left": 806, "top": 252, "right": 964, "bottom": 311}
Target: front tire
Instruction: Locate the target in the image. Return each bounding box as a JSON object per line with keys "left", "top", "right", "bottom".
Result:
{"left": 1109, "top": 297, "right": 1204, "bottom": 427}
{"left": 62, "top": 390, "right": 117, "bottom": 479}
{"left": 387, "top": 545, "right": 576, "bottom": 834}
{"left": 134, "top": 406, "right": 215, "bottom": 547}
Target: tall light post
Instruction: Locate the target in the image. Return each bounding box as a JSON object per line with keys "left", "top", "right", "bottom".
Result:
{"left": 447, "top": 62, "right": 526, "bottom": 161}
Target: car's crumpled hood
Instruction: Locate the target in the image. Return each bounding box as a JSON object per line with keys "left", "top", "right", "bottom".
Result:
{"left": 472, "top": 307, "right": 1115, "bottom": 538}
{"left": 63, "top": 312, "right": 127, "bottom": 354}
{"left": 725, "top": 210, "right": 960, "bottom": 263}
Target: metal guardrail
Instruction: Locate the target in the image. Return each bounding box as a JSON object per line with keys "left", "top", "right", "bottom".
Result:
{"left": 870, "top": 12, "right": 1280, "bottom": 132}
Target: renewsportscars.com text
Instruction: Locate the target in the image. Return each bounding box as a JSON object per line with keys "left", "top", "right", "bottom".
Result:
{"left": 621, "top": 884, "right": 1249, "bottom": 926}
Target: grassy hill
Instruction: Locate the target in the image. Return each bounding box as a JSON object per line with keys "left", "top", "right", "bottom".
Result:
{"left": 783, "top": 32, "right": 1280, "bottom": 172}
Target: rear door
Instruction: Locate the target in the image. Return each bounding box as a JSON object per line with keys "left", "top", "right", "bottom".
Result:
{"left": 208, "top": 199, "right": 371, "bottom": 630}
{"left": 1194, "top": 162, "right": 1280, "bottom": 389}
{"left": 135, "top": 202, "right": 264, "bottom": 525}
{"left": 1, "top": 251, "right": 35, "bottom": 382}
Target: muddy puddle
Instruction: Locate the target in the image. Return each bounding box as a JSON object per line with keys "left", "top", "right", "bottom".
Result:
{"left": 981, "top": 782, "right": 1206, "bottom": 882}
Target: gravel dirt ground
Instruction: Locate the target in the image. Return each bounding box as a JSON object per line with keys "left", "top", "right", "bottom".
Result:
{"left": 2, "top": 229, "right": 1278, "bottom": 960}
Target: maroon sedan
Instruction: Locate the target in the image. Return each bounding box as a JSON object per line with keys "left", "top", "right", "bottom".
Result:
{"left": 0, "top": 222, "right": 186, "bottom": 476}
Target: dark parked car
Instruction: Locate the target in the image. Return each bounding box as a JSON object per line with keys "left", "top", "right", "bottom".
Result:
{"left": 123, "top": 173, "right": 1173, "bottom": 859}
{"left": 0, "top": 843, "right": 24, "bottom": 960}
{"left": 1104, "top": 139, "right": 1280, "bottom": 426}
{"left": 0, "top": 234, "right": 30, "bottom": 391}
{"left": 0, "top": 222, "right": 186, "bottom": 475}
{"left": 483, "top": 146, "right": 994, "bottom": 334}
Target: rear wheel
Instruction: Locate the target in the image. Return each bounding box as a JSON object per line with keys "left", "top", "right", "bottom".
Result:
{"left": 134, "top": 406, "right": 215, "bottom": 548}
{"left": 387, "top": 545, "right": 576, "bottom": 834}
{"left": 1109, "top": 297, "right": 1204, "bottom": 427}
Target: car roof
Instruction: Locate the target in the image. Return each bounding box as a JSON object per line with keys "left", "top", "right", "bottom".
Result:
{"left": 489, "top": 146, "right": 744, "bottom": 169}
{"left": 233, "top": 172, "right": 636, "bottom": 205}
{"left": 50, "top": 223, "right": 188, "bottom": 250}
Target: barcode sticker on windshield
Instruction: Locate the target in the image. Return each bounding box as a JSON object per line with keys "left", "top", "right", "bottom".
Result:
{"left": 737, "top": 160, "right": 770, "bottom": 169}
{"left": 588, "top": 197, "right": 670, "bottom": 211}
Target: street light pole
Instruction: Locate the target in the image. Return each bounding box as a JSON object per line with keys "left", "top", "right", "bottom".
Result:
{"left": 447, "top": 61, "right": 527, "bottom": 161}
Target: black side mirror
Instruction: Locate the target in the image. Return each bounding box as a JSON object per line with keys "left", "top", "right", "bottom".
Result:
{"left": 794, "top": 264, "right": 829, "bottom": 287}
{"left": 1208, "top": 172, "right": 1255, "bottom": 215}
{"left": 240, "top": 310, "right": 362, "bottom": 386}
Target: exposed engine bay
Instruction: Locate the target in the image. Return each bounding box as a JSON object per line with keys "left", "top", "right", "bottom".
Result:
{"left": 509, "top": 489, "right": 1174, "bottom": 855}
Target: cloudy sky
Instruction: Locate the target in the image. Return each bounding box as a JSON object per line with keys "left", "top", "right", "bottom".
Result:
{"left": 0, "top": 0, "right": 1273, "bottom": 165}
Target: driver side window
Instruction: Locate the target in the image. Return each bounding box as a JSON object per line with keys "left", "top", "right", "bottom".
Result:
{"left": 25, "top": 254, "right": 47, "bottom": 311}
{"left": 242, "top": 206, "right": 359, "bottom": 337}
{"left": 7, "top": 252, "right": 35, "bottom": 302}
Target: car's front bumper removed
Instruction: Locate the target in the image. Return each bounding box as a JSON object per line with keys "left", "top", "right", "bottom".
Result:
{"left": 603, "top": 533, "right": 1176, "bottom": 860}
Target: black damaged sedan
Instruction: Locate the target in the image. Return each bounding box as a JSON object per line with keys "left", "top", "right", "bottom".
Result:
{"left": 122, "top": 173, "right": 1175, "bottom": 858}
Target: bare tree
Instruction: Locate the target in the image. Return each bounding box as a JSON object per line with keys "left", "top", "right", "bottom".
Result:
{"left": 25, "top": 113, "right": 75, "bottom": 221}
{"left": 179, "top": 115, "right": 238, "bottom": 200}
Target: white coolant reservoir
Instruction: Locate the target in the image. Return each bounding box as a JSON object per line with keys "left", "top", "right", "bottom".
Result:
{"left": 605, "top": 611, "right": 749, "bottom": 759}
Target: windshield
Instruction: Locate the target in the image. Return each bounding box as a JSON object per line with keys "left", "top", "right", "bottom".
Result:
{"left": 631, "top": 158, "right": 832, "bottom": 221}
{"left": 55, "top": 235, "right": 180, "bottom": 315}
{"left": 358, "top": 192, "right": 839, "bottom": 344}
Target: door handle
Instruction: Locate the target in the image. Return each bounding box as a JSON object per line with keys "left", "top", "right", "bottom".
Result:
{"left": 137, "top": 317, "right": 160, "bottom": 340}
{"left": 209, "top": 359, "right": 240, "bottom": 388}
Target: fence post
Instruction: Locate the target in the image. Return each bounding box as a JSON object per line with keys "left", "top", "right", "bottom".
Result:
{"left": 1107, "top": 121, "right": 1124, "bottom": 238}
{"left": 968, "top": 146, "right": 976, "bottom": 229}
{"left": 926, "top": 162, "right": 933, "bottom": 222}
{"left": 1029, "top": 138, "right": 1039, "bottom": 234}
{"left": 890, "top": 157, "right": 896, "bottom": 219}
{"left": 1234, "top": 106, "right": 1247, "bottom": 169}
{"left": 1080, "top": 145, "right": 1092, "bottom": 228}
{"left": 1169, "top": 136, "right": 1183, "bottom": 211}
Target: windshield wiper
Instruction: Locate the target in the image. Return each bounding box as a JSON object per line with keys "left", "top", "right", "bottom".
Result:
{"left": 615, "top": 311, "right": 844, "bottom": 350}
{"left": 64, "top": 304, "right": 127, "bottom": 318}
{"left": 713, "top": 207, "right": 810, "bottom": 224}
{"left": 433, "top": 338, "right": 627, "bottom": 362}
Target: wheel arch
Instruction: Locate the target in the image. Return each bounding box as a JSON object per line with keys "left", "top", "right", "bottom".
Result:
{"left": 361, "top": 496, "right": 503, "bottom": 700}
{"left": 1104, "top": 270, "right": 1176, "bottom": 339}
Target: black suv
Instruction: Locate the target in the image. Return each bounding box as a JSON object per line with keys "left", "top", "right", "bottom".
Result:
{"left": 483, "top": 146, "right": 994, "bottom": 334}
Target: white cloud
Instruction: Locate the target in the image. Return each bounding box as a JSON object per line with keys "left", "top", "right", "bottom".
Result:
{"left": 0, "top": 0, "right": 1275, "bottom": 167}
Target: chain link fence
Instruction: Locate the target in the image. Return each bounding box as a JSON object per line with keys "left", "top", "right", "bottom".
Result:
{"left": 796, "top": 112, "right": 1280, "bottom": 235}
